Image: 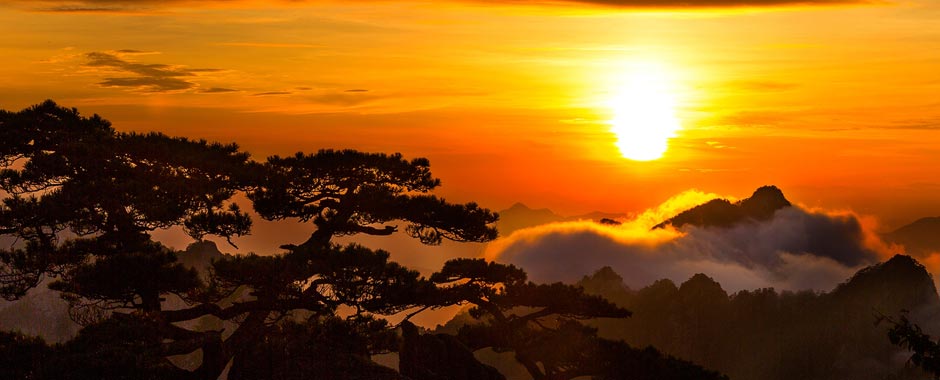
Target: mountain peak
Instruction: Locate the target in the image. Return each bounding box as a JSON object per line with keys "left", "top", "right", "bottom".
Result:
{"left": 506, "top": 202, "right": 532, "bottom": 211}
{"left": 184, "top": 240, "right": 221, "bottom": 254}
{"left": 654, "top": 185, "right": 792, "bottom": 230}
{"left": 833, "top": 254, "right": 939, "bottom": 309}
{"left": 679, "top": 273, "right": 729, "bottom": 302}
{"left": 177, "top": 240, "right": 225, "bottom": 275}
{"left": 497, "top": 203, "right": 565, "bottom": 236}
{"left": 578, "top": 266, "right": 632, "bottom": 306}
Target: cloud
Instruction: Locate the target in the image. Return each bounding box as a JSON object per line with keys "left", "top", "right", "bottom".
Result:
{"left": 39, "top": 6, "right": 129, "bottom": 13}
{"left": 200, "top": 87, "right": 239, "bottom": 93}
{"left": 252, "top": 91, "right": 292, "bottom": 96}
{"left": 113, "top": 49, "right": 156, "bottom": 55}
{"left": 218, "top": 42, "right": 323, "bottom": 49}
{"left": 85, "top": 51, "right": 222, "bottom": 93}
{"left": 304, "top": 91, "right": 379, "bottom": 106}
{"left": 881, "top": 119, "right": 940, "bottom": 131}
{"left": 486, "top": 190, "right": 891, "bottom": 292}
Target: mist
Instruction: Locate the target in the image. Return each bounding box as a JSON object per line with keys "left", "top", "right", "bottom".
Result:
{"left": 486, "top": 190, "right": 897, "bottom": 292}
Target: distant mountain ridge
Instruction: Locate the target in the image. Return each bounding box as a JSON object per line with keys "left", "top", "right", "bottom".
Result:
{"left": 653, "top": 185, "right": 792, "bottom": 230}
{"left": 883, "top": 217, "right": 940, "bottom": 255}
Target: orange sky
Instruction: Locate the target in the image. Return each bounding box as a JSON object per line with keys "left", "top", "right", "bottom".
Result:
{"left": 2, "top": 0, "right": 940, "bottom": 230}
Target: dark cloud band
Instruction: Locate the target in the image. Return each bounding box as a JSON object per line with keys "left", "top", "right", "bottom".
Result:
{"left": 85, "top": 51, "right": 222, "bottom": 93}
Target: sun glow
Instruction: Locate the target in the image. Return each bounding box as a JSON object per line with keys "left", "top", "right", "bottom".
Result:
{"left": 607, "top": 62, "right": 683, "bottom": 161}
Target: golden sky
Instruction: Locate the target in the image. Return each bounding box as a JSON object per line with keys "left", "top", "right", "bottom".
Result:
{"left": 2, "top": 0, "right": 939, "bottom": 229}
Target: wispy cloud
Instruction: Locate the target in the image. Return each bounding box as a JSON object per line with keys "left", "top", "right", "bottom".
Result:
{"left": 200, "top": 87, "right": 239, "bottom": 93}
{"left": 218, "top": 42, "right": 323, "bottom": 49}
{"left": 84, "top": 51, "right": 223, "bottom": 93}
{"left": 252, "top": 91, "right": 292, "bottom": 96}
{"left": 305, "top": 91, "right": 379, "bottom": 106}
{"left": 38, "top": 6, "right": 129, "bottom": 13}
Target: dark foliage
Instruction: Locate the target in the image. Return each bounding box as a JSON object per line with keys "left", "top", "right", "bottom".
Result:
{"left": 229, "top": 316, "right": 405, "bottom": 380}
{"left": 47, "top": 314, "right": 186, "bottom": 380}
{"left": 0, "top": 314, "right": 187, "bottom": 380}
{"left": 0, "top": 331, "right": 51, "bottom": 380}
{"left": 249, "top": 149, "right": 498, "bottom": 248}
{"left": 400, "top": 320, "right": 505, "bottom": 380}
{"left": 429, "top": 258, "right": 724, "bottom": 380}
{"left": 882, "top": 313, "right": 940, "bottom": 379}
{"left": 0, "top": 100, "right": 252, "bottom": 308}
{"left": 1, "top": 101, "right": 501, "bottom": 380}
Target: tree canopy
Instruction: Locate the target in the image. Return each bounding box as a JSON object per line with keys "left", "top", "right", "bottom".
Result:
{"left": 249, "top": 149, "right": 498, "bottom": 248}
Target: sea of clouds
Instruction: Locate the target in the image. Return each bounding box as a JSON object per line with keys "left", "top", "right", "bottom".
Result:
{"left": 485, "top": 190, "right": 901, "bottom": 292}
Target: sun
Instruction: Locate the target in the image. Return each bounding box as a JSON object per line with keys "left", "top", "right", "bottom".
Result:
{"left": 607, "top": 62, "right": 683, "bottom": 161}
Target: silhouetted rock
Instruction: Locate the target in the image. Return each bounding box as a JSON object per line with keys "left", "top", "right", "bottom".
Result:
{"left": 654, "top": 185, "right": 791, "bottom": 229}
{"left": 599, "top": 218, "right": 622, "bottom": 226}
{"left": 176, "top": 240, "right": 226, "bottom": 277}
{"left": 883, "top": 217, "right": 940, "bottom": 255}
{"left": 400, "top": 321, "right": 505, "bottom": 380}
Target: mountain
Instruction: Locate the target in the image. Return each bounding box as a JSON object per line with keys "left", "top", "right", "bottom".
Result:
{"left": 653, "top": 185, "right": 792, "bottom": 229}
{"left": 437, "top": 255, "right": 940, "bottom": 380}
{"left": 831, "top": 254, "right": 939, "bottom": 310}
{"left": 496, "top": 203, "right": 627, "bottom": 236}
{"left": 578, "top": 266, "right": 631, "bottom": 306}
{"left": 883, "top": 217, "right": 940, "bottom": 255}
{"left": 176, "top": 240, "right": 228, "bottom": 280}
{"left": 496, "top": 203, "right": 566, "bottom": 236}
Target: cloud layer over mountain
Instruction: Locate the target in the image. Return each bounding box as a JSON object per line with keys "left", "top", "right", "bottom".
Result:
{"left": 486, "top": 189, "right": 896, "bottom": 292}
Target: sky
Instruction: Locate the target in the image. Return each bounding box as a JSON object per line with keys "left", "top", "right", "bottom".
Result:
{"left": 2, "top": 0, "right": 939, "bottom": 231}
